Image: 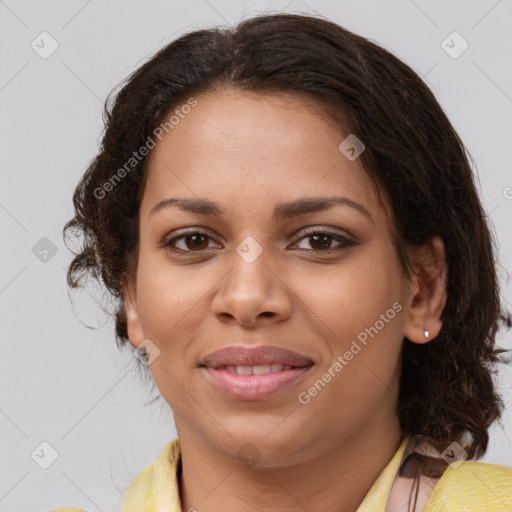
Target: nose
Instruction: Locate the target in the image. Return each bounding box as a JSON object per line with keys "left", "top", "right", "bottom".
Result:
{"left": 211, "top": 246, "right": 293, "bottom": 328}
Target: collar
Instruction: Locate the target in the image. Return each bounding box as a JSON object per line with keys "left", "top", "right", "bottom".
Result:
{"left": 122, "top": 435, "right": 410, "bottom": 512}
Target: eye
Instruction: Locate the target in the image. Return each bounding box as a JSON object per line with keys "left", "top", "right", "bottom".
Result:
{"left": 161, "top": 227, "right": 357, "bottom": 255}
{"left": 162, "top": 230, "right": 219, "bottom": 253}
{"left": 291, "top": 227, "right": 357, "bottom": 253}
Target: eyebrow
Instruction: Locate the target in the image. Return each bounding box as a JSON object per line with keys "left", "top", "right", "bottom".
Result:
{"left": 149, "top": 196, "right": 373, "bottom": 223}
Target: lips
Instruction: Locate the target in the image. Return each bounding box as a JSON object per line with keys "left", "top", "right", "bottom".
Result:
{"left": 201, "top": 344, "right": 313, "bottom": 369}
{"left": 200, "top": 345, "right": 314, "bottom": 401}
{"left": 204, "top": 366, "right": 312, "bottom": 400}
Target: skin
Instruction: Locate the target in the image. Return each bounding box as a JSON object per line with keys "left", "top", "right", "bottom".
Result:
{"left": 124, "top": 87, "right": 448, "bottom": 512}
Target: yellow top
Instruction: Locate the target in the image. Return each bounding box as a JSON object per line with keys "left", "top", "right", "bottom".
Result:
{"left": 50, "top": 436, "right": 512, "bottom": 511}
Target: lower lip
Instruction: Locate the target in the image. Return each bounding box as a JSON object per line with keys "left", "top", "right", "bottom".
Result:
{"left": 203, "top": 365, "right": 313, "bottom": 401}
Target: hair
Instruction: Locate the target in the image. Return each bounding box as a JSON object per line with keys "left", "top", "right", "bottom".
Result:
{"left": 63, "top": 12, "right": 511, "bottom": 460}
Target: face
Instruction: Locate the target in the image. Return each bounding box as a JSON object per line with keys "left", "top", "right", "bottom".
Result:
{"left": 124, "top": 88, "right": 423, "bottom": 467}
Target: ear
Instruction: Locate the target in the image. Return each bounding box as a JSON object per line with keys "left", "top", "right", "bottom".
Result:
{"left": 122, "top": 275, "right": 145, "bottom": 349}
{"left": 403, "top": 236, "right": 448, "bottom": 344}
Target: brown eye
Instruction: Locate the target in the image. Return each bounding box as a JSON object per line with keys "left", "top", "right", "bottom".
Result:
{"left": 162, "top": 231, "right": 217, "bottom": 252}
{"left": 293, "top": 228, "right": 357, "bottom": 253}
{"left": 307, "top": 233, "right": 334, "bottom": 251}
{"left": 183, "top": 234, "right": 209, "bottom": 250}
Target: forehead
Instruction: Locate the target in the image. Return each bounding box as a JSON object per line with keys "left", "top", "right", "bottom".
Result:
{"left": 152, "top": 89, "right": 342, "bottom": 160}
{"left": 141, "top": 88, "right": 384, "bottom": 224}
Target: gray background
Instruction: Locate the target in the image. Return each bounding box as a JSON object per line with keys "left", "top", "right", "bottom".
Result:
{"left": 1, "top": 1, "right": 511, "bottom": 510}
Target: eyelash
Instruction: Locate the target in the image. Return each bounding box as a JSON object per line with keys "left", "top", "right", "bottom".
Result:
{"left": 161, "top": 227, "right": 357, "bottom": 255}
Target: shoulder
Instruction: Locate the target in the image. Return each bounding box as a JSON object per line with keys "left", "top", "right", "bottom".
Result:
{"left": 426, "top": 460, "right": 512, "bottom": 511}
{"left": 48, "top": 440, "right": 181, "bottom": 512}
{"left": 122, "top": 438, "right": 181, "bottom": 511}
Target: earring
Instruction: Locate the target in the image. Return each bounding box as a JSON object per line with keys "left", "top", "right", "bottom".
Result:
{"left": 424, "top": 330, "right": 429, "bottom": 339}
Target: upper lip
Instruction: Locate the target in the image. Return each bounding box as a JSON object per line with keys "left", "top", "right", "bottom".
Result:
{"left": 201, "top": 345, "right": 314, "bottom": 368}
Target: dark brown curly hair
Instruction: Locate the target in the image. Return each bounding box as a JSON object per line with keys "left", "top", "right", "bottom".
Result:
{"left": 63, "top": 12, "right": 511, "bottom": 460}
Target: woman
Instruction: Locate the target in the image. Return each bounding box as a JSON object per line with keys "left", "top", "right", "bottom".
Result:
{"left": 54, "top": 12, "right": 511, "bottom": 512}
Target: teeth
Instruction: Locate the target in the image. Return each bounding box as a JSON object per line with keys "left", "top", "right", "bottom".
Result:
{"left": 219, "top": 364, "right": 295, "bottom": 375}
{"left": 252, "top": 365, "right": 270, "bottom": 375}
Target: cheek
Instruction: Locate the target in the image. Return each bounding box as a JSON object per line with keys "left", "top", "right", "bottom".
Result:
{"left": 137, "top": 247, "right": 205, "bottom": 315}
{"left": 297, "top": 246, "right": 404, "bottom": 342}
{"left": 300, "top": 260, "right": 404, "bottom": 430}
{"left": 135, "top": 256, "right": 203, "bottom": 395}
{"left": 297, "top": 245, "right": 405, "bottom": 405}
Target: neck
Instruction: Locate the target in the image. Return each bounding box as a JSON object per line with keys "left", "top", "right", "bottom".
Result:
{"left": 177, "top": 419, "right": 404, "bottom": 512}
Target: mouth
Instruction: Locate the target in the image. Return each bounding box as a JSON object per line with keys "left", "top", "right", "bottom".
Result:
{"left": 211, "top": 362, "right": 309, "bottom": 374}
{"left": 202, "top": 365, "right": 314, "bottom": 401}
{"left": 200, "top": 344, "right": 315, "bottom": 401}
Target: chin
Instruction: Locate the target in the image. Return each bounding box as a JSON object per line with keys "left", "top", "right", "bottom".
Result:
{"left": 213, "top": 425, "right": 314, "bottom": 469}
